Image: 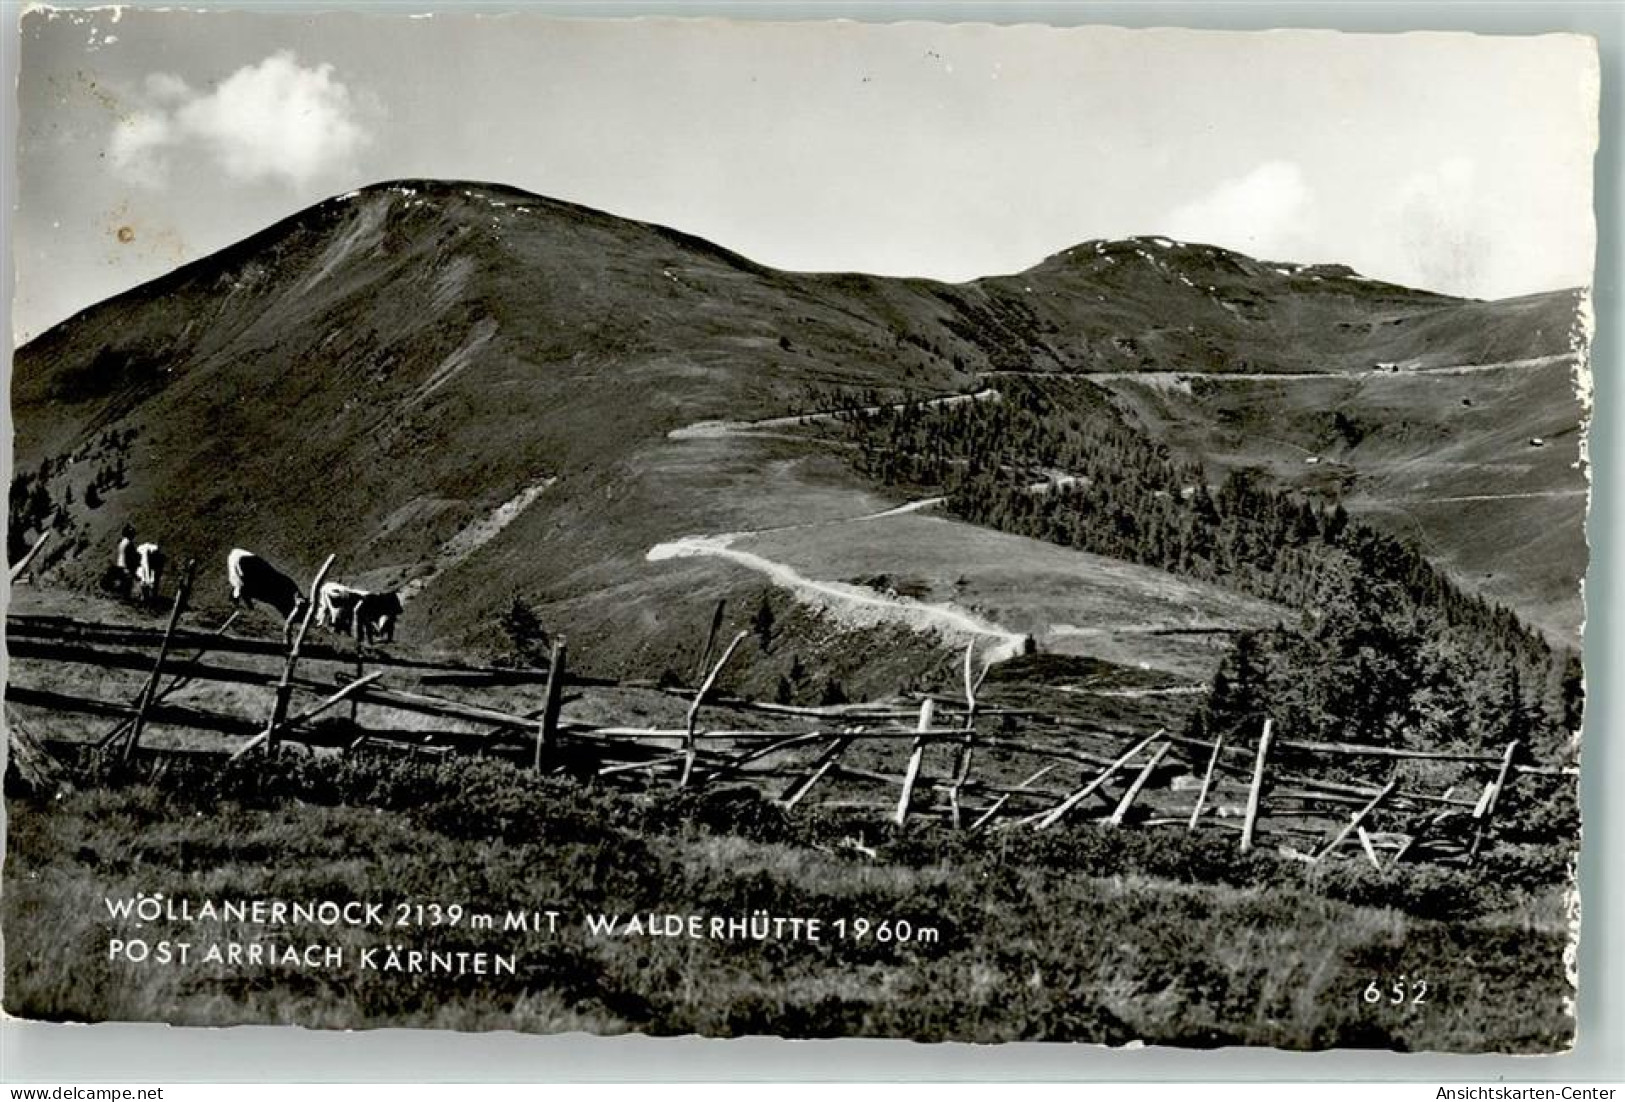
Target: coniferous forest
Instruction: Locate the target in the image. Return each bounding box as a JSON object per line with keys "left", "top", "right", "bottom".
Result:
{"left": 811, "top": 378, "right": 1580, "bottom": 784}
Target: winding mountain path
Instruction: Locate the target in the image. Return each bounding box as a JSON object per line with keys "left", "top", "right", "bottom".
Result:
{"left": 647, "top": 531, "right": 1032, "bottom": 663}
{"left": 1383, "top": 489, "right": 1587, "bottom": 505}
{"left": 651, "top": 391, "right": 1032, "bottom": 664}
{"left": 983, "top": 352, "right": 1580, "bottom": 385}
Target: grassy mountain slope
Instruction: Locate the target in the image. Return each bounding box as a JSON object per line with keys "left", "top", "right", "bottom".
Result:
{"left": 1092, "top": 353, "right": 1587, "bottom": 639}
{"left": 9, "top": 180, "right": 1588, "bottom": 682}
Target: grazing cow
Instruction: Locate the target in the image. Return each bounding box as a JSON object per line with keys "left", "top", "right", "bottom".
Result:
{"left": 111, "top": 524, "right": 138, "bottom": 598}
{"left": 227, "top": 548, "right": 308, "bottom": 643}
{"left": 317, "top": 581, "right": 365, "bottom": 635}
{"left": 318, "top": 580, "right": 403, "bottom": 644}
{"left": 135, "top": 542, "right": 165, "bottom": 607}
{"left": 355, "top": 590, "right": 404, "bottom": 644}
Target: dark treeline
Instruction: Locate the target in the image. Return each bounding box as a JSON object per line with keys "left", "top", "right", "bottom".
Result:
{"left": 8, "top": 429, "right": 137, "bottom": 564}
{"left": 815, "top": 378, "right": 1578, "bottom": 767}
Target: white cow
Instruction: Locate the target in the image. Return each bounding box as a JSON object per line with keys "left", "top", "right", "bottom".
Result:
{"left": 227, "top": 548, "right": 308, "bottom": 643}
{"left": 135, "top": 542, "right": 165, "bottom": 606}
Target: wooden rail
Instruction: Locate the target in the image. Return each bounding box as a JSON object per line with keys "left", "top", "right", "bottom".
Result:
{"left": 6, "top": 609, "right": 1577, "bottom": 864}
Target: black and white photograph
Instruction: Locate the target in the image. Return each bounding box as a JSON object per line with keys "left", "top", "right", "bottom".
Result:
{"left": 1, "top": 6, "right": 1601, "bottom": 1056}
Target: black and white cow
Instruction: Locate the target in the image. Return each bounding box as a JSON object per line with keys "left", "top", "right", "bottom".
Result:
{"left": 316, "top": 581, "right": 365, "bottom": 635}
{"left": 227, "top": 548, "right": 308, "bottom": 643}
{"left": 356, "top": 591, "right": 404, "bottom": 644}
{"left": 317, "top": 581, "right": 404, "bottom": 644}
{"left": 110, "top": 524, "right": 138, "bottom": 598}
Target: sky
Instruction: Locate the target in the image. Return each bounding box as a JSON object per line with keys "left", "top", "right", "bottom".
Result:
{"left": 10, "top": 8, "right": 1600, "bottom": 343}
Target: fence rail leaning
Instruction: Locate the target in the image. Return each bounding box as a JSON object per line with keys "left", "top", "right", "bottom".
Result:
{"left": 5, "top": 606, "right": 1576, "bottom": 867}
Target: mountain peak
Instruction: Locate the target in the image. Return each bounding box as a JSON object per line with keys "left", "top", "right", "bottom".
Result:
{"left": 1026, "top": 233, "right": 1450, "bottom": 304}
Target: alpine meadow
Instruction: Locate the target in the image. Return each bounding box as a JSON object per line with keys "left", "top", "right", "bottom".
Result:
{"left": 4, "top": 169, "right": 1590, "bottom": 1053}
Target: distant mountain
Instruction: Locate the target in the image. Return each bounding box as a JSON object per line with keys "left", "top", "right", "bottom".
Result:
{"left": 9, "top": 180, "right": 1586, "bottom": 678}
{"left": 1007, "top": 236, "right": 1580, "bottom": 375}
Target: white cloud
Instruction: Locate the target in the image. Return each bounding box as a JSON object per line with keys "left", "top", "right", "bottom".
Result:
{"left": 1384, "top": 158, "right": 1496, "bottom": 298}
{"left": 108, "top": 111, "right": 174, "bottom": 187}
{"left": 109, "top": 52, "right": 369, "bottom": 189}
{"left": 1161, "top": 157, "right": 1561, "bottom": 298}
{"left": 143, "top": 72, "right": 192, "bottom": 103}
{"left": 1161, "top": 161, "right": 1317, "bottom": 260}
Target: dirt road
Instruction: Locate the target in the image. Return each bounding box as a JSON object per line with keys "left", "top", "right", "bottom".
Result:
{"left": 647, "top": 531, "right": 1032, "bottom": 662}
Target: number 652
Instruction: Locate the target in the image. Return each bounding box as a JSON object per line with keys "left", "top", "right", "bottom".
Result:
{"left": 1364, "top": 977, "right": 1428, "bottom": 1005}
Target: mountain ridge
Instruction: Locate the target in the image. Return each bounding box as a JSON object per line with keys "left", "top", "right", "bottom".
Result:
{"left": 33, "top": 181, "right": 1593, "bottom": 353}
{"left": 8, "top": 178, "right": 1587, "bottom": 682}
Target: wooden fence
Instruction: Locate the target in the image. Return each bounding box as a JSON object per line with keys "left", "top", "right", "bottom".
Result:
{"left": 5, "top": 572, "right": 1578, "bottom": 870}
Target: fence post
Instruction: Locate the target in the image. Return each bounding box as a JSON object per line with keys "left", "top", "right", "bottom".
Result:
{"left": 1356, "top": 826, "right": 1383, "bottom": 870}
{"left": 680, "top": 630, "right": 748, "bottom": 788}
{"left": 948, "top": 641, "right": 986, "bottom": 829}
{"left": 8, "top": 530, "right": 52, "bottom": 583}
{"left": 118, "top": 559, "right": 196, "bottom": 763}
{"left": 1187, "top": 733, "right": 1225, "bottom": 831}
{"left": 1031, "top": 729, "right": 1164, "bottom": 830}
{"left": 970, "top": 762, "right": 1059, "bottom": 831}
{"left": 1239, "top": 717, "right": 1275, "bottom": 854}
{"left": 534, "top": 637, "right": 567, "bottom": 773}
{"left": 894, "top": 697, "right": 935, "bottom": 826}
{"left": 1469, "top": 740, "right": 1520, "bottom": 861}
{"left": 263, "top": 554, "right": 335, "bottom": 761}
{"left": 1109, "top": 740, "right": 1171, "bottom": 826}
{"left": 230, "top": 672, "right": 382, "bottom": 763}
{"left": 98, "top": 609, "right": 238, "bottom": 752}
{"left": 1313, "top": 776, "right": 1398, "bottom": 862}
{"left": 781, "top": 734, "right": 855, "bottom": 810}
{"left": 350, "top": 636, "right": 365, "bottom": 728}
{"left": 1393, "top": 796, "right": 1456, "bottom": 865}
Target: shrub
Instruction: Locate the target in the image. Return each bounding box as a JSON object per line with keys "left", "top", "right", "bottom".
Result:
{"left": 632, "top": 785, "right": 797, "bottom": 846}
{"left": 1477, "top": 843, "right": 1574, "bottom": 892}
{"left": 497, "top": 597, "right": 552, "bottom": 667}
{"left": 1306, "top": 861, "right": 1488, "bottom": 920}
